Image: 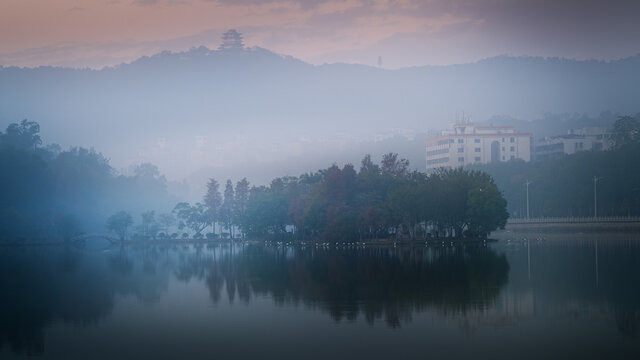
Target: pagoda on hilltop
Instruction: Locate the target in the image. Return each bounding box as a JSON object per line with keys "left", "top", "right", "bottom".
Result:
{"left": 218, "top": 29, "right": 244, "bottom": 51}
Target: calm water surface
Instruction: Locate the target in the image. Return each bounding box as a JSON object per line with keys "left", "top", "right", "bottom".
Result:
{"left": 1, "top": 232, "right": 639, "bottom": 359}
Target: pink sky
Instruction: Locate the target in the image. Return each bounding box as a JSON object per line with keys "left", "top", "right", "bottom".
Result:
{"left": 1, "top": 0, "right": 639, "bottom": 68}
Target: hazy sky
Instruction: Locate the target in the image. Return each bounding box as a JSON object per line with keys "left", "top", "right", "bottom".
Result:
{"left": 1, "top": 0, "right": 639, "bottom": 68}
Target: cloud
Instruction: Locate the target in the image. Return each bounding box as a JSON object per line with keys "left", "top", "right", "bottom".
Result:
{"left": 214, "top": 0, "right": 330, "bottom": 10}
{"left": 1, "top": 0, "right": 639, "bottom": 68}
{"left": 0, "top": 42, "right": 136, "bottom": 68}
{"left": 132, "top": 0, "right": 189, "bottom": 6}
{"left": 0, "top": 27, "right": 237, "bottom": 69}
{"left": 132, "top": 0, "right": 160, "bottom": 5}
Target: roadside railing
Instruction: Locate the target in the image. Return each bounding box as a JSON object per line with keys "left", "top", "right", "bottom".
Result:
{"left": 507, "top": 216, "right": 640, "bottom": 224}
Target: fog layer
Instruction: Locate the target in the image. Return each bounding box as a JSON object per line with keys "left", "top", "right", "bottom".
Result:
{"left": 1, "top": 46, "right": 639, "bottom": 190}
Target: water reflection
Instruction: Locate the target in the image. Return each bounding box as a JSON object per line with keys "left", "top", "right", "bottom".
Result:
{"left": 0, "top": 243, "right": 507, "bottom": 354}
{"left": 203, "top": 245, "right": 510, "bottom": 327}
{"left": 0, "top": 237, "right": 639, "bottom": 358}
{"left": 495, "top": 233, "right": 640, "bottom": 338}
{"left": 0, "top": 246, "right": 171, "bottom": 355}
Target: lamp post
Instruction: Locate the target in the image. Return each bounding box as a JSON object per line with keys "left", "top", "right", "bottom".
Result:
{"left": 594, "top": 176, "right": 603, "bottom": 218}
{"left": 525, "top": 180, "right": 532, "bottom": 219}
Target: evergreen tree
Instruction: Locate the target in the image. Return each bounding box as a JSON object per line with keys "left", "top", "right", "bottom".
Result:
{"left": 203, "top": 178, "right": 222, "bottom": 234}
{"left": 220, "top": 180, "right": 235, "bottom": 238}
{"left": 234, "top": 178, "right": 250, "bottom": 237}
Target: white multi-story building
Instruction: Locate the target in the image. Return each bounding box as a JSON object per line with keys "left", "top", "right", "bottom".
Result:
{"left": 567, "top": 127, "right": 613, "bottom": 151}
{"left": 425, "top": 123, "right": 532, "bottom": 170}
{"left": 535, "top": 127, "right": 612, "bottom": 161}
{"left": 535, "top": 135, "right": 593, "bottom": 161}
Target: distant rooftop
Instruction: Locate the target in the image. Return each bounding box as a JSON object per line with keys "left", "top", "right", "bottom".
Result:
{"left": 442, "top": 123, "right": 518, "bottom": 136}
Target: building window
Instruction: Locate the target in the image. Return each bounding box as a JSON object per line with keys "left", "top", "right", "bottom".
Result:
{"left": 458, "top": 148, "right": 464, "bottom": 153}
{"left": 510, "top": 146, "right": 515, "bottom": 151}
{"left": 510, "top": 155, "right": 515, "bottom": 160}
{"left": 474, "top": 148, "right": 481, "bottom": 152}
{"left": 458, "top": 157, "right": 464, "bottom": 162}
{"left": 427, "top": 157, "right": 450, "bottom": 165}
{"left": 474, "top": 157, "right": 481, "bottom": 162}
{"left": 458, "top": 139, "right": 464, "bottom": 143}
{"left": 427, "top": 148, "right": 449, "bottom": 156}
{"left": 450, "top": 139, "right": 454, "bottom": 143}
{"left": 502, "top": 137, "right": 505, "bottom": 142}
{"left": 474, "top": 138, "right": 480, "bottom": 143}
{"left": 502, "top": 156, "right": 505, "bottom": 160}
{"left": 510, "top": 137, "right": 515, "bottom": 143}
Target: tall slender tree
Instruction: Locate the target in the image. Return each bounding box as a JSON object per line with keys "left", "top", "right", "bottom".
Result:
{"left": 234, "top": 178, "right": 250, "bottom": 238}
{"left": 203, "top": 178, "right": 222, "bottom": 234}
{"left": 220, "top": 179, "right": 235, "bottom": 238}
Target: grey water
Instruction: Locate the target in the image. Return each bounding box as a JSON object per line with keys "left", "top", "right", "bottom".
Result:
{"left": 1, "top": 232, "right": 639, "bottom": 359}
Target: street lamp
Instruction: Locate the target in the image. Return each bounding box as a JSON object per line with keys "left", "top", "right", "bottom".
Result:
{"left": 594, "top": 176, "right": 603, "bottom": 218}
{"left": 525, "top": 180, "right": 532, "bottom": 219}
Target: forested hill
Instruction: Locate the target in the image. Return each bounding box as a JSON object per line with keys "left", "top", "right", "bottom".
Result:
{"left": 1, "top": 47, "right": 640, "bottom": 180}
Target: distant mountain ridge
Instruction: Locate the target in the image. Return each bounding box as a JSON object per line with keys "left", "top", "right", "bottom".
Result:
{"left": 1, "top": 45, "right": 639, "bottom": 180}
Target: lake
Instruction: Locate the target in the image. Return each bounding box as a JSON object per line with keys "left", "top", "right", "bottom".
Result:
{"left": 1, "top": 231, "right": 639, "bottom": 359}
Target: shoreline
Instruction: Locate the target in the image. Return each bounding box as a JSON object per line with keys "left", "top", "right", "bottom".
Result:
{"left": 0, "top": 237, "right": 496, "bottom": 247}
{"left": 503, "top": 221, "right": 640, "bottom": 233}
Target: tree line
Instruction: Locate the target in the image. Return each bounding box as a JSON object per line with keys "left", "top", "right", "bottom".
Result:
{"left": 0, "top": 119, "right": 508, "bottom": 242}
{"left": 172, "top": 153, "right": 508, "bottom": 241}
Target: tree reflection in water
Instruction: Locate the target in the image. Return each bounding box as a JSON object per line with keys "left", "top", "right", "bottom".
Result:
{"left": 0, "top": 243, "right": 509, "bottom": 355}
{"left": 200, "top": 244, "right": 510, "bottom": 327}
{"left": 2, "top": 240, "right": 639, "bottom": 358}
{"left": 0, "top": 246, "right": 172, "bottom": 355}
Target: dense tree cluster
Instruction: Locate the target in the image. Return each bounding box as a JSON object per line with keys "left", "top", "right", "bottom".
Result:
{"left": 191, "top": 153, "right": 507, "bottom": 240}
{"left": 612, "top": 115, "right": 640, "bottom": 148}
{"left": 0, "top": 120, "right": 175, "bottom": 241}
